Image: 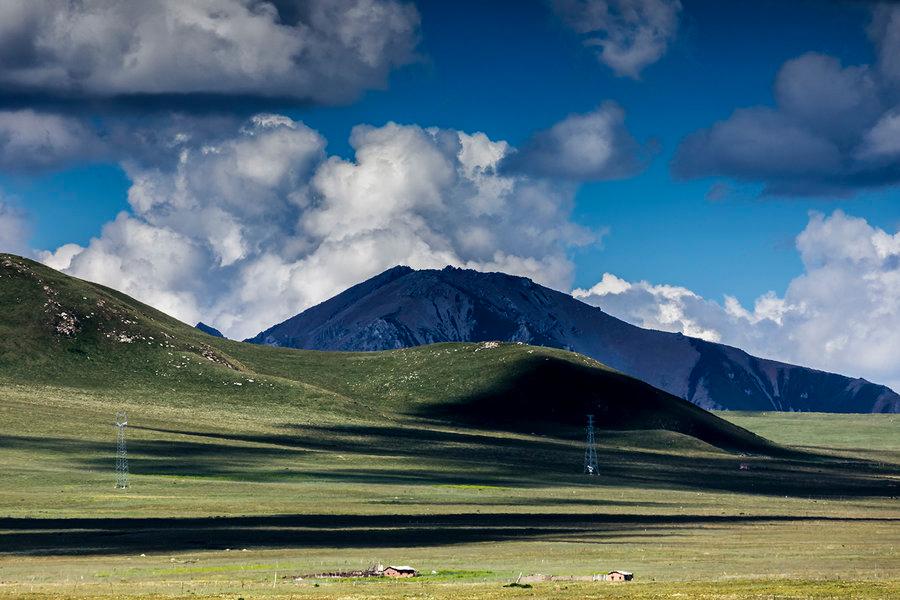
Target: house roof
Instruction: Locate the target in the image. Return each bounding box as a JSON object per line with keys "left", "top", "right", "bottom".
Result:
{"left": 609, "top": 570, "right": 633, "bottom": 575}
{"left": 386, "top": 565, "right": 416, "bottom": 571}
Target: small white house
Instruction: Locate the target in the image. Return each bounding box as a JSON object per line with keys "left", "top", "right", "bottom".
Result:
{"left": 383, "top": 565, "right": 417, "bottom": 578}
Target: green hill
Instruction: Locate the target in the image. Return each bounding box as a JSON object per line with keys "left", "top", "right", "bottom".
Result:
{"left": 0, "top": 253, "right": 772, "bottom": 453}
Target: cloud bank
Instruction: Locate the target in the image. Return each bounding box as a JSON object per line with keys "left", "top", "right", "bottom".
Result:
{"left": 0, "top": 0, "right": 422, "bottom": 172}
{"left": 41, "top": 114, "right": 600, "bottom": 339}
{"left": 0, "top": 0, "right": 420, "bottom": 104}
{"left": 673, "top": 5, "right": 900, "bottom": 195}
{"left": 552, "top": 0, "right": 682, "bottom": 78}
{"left": 575, "top": 211, "right": 900, "bottom": 390}
{"left": 0, "top": 109, "right": 253, "bottom": 174}
{"left": 502, "top": 102, "right": 647, "bottom": 180}
{"left": 0, "top": 109, "right": 104, "bottom": 172}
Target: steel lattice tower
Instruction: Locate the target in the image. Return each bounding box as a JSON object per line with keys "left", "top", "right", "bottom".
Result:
{"left": 583, "top": 414, "right": 599, "bottom": 476}
{"left": 115, "top": 412, "right": 129, "bottom": 489}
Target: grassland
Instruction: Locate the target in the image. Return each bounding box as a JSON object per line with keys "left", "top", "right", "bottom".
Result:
{"left": 721, "top": 411, "right": 900, "bottom": 454}
{"left": 0, "top": 254, "right": 898, "bottom": 599}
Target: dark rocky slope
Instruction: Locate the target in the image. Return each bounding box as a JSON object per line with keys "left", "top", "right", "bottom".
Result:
{"left": 196, "top": 322, "right": 225, "bottom": 338}
{"left": 248, "top": 266, "right": 900, "bottom": 413}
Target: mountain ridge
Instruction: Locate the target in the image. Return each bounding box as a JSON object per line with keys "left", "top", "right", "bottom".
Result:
{"left": 0, "top": 253, "right": 777, "bottom": 453}
{"left": 247, "top": 265, "right": 900, "bottom": 414}
{"left": 195, "top": 321, "right": 225, "bottom": 338}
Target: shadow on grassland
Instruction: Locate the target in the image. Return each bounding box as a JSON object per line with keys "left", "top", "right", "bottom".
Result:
{"left": 115, "top": 420, "right": 900, "bottom": 497}
{"left": 410, "top": 355, "right": 777, "bottom": 453}
{"left": 1, "top": 512, "right": 896, "bottom": 556}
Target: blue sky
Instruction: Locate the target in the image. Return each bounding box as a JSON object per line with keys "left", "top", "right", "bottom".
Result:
{"left": 5, "top": 0, "right": 894, "bottom": 305}
{"left": 1, "top": 0, "right": 899, "bottom": 387}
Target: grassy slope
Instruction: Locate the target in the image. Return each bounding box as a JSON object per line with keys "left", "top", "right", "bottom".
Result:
{"left": 0, "top": 253, "right": 772, "bottom": 451}
{"left": 0, "top": 254, "right": 897, "bottom": 598}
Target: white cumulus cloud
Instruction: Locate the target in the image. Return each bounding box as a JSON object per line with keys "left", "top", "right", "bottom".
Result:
{"left": 553, "top": 0, "right": 682, "bottom": 78}
{"left": 0, "top": 196, "right": 29, "bottom": 255}
{"left": 44, "top": 114, "right": 598, "bottom": 340}
{"left": 574, "top": 273, "right": 725, "bottom": 342}
{"left": 574, "top": 210, "right": 900, "bottom": 390}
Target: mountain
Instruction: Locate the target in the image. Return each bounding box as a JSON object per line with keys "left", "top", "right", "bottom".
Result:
{"left": 195, "top": 321, "right": 225, "bottom": 338}
{"left": 0, "top": 253, "right": 775, "bottom": 453}
{"left": 248, "top": 266, "right": 900, "bottom": 414}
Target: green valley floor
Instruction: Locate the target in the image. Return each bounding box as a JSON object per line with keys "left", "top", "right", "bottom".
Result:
{"left": 0, "top": 388, "right": 896, "bottom": 599}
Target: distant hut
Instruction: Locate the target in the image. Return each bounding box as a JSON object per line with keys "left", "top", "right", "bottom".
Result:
{"left": 607, "top": 570, "right": 633, "bottom": 582}
{"left": 383, "top": 566, "right": 417, "bottom": 578}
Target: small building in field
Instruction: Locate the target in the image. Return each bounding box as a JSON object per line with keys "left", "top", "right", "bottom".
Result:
{"left": 383, "top": 565, "right": 417, "bottom": 578}
{"left": 607, "top": 570, "right": 633, "bottom": 581}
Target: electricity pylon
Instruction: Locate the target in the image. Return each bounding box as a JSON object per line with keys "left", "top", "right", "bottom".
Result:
{"left": 583, "top": 414, "right": 599, "bottom": 476}
{"left": 115, "top": 411, "right": 129, "bottom": 489}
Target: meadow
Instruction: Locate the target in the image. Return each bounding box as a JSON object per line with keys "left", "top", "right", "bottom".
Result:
{"left": 0, "top": 254, "right": 898, "bottom": 599}
{"left": 0, "top": 379, "right": 897, "bottom": 599}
